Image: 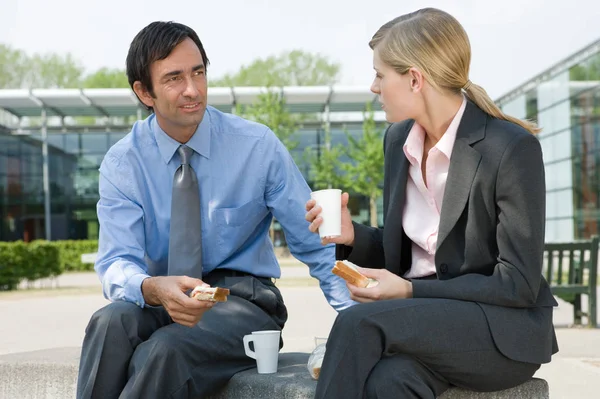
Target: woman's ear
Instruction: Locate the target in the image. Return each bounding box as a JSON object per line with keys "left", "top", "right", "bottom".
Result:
{"left": 408, "top": 68, "right": 424, "bottom": 93}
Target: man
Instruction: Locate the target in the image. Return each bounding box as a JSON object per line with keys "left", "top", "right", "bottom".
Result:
{"left": 76, "top": 21, "right": 353, "bottom": 399}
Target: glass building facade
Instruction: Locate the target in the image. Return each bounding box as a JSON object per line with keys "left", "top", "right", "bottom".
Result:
{"left": 0, "top": 128, "right": 119, "bottom": 241}
{"left": 0, "top": 119, "right": 385, "bottom": 242}
{"left": 497, "top": 39, "right": 600, "bottom": 242}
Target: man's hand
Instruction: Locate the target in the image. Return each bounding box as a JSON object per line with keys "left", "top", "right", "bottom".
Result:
{"left": 142, "top": 276, "right": 215, "bottom": 327}
{"left": 347, "top": 267, "right": 413, "bottom": 303}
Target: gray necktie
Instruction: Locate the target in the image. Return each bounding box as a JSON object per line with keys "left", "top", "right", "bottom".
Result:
{"left": 168, "top": 145, "right": 203, "bottom": 278}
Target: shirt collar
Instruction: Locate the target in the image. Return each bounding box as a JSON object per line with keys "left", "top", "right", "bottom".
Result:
{"left": 402, "top": 122, "right": 425, "bottom": 166}
{"left": 402, "top": 95, "right": 467, "bottom": 164}
{"left": 435, "top": 95, "right": 467, "bottom": 160}
{"left": 153, "top": 108, "right": 212, "bottom": 164}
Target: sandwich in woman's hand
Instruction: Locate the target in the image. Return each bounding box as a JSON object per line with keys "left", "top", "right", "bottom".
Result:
{"left": 332, "top": 261, "right": 378, "bottom": 288}
{"left": 190, "top": 286, "right": 230, "bottom": 302}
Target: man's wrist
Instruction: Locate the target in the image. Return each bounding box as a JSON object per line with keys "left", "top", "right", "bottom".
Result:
{"left": 141, "top": 277, "right": 160, "bottom": 306}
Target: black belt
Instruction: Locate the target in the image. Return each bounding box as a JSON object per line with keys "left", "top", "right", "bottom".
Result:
{"left": 204, "top": 268, "right": 274, "bottom": 285}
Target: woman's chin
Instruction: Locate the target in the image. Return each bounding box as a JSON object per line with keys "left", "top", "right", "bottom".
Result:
{"left": 384, "top": 112, "right": 402, "bottom": 123}
{"left": 383, "top": 109, "right": 411, "bottom": 124}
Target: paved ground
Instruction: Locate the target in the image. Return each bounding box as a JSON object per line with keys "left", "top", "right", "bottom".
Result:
{"left": 2, "top": 264, "right": 599, "bottom": 398}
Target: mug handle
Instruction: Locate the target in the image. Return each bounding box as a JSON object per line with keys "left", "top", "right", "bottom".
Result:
{"left": 243, "top": 334, "right": 256, "bottom": 359}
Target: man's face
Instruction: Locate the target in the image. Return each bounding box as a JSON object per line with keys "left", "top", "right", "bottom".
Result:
{"left": 138, "top": 37, "right": 208, "bottom": 139}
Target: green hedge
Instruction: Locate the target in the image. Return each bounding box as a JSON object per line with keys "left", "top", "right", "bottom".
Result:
{"left": 51, "top": 240, "right": 99, "bottom": 272}
{"left": 0, "top": 241, "right": 61, "bottom": 291}
{"left": 0, "top": 240, "right": 98, "bottom": 290}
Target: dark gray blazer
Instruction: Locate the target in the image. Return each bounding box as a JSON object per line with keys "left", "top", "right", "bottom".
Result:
{"left": 337, "top": 101, "right": 559, "bottom": 365}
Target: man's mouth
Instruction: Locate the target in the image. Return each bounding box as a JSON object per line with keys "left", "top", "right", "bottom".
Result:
{"left": 180, "top": 102, "right": 202, "bottom": 112}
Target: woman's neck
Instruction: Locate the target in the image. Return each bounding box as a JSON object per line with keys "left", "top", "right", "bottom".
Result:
{"left": 416, "top": 92, "right": 464, "bottom": 146}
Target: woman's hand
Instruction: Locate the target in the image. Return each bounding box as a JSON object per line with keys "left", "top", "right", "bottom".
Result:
{"left": 305, "top": 192, "right": 355, "bottom": 246}
{"left": 347, "top": 266, "right": 413, "bottom": 303}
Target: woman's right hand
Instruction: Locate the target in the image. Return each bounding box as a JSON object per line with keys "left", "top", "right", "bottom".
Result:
{"left": 305, "top": 192, "right": 355, "bottom": 246}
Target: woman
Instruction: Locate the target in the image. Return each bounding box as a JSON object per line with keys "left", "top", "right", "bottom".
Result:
{"left": 305, "top": 8, "right": 558, "bottom": 399}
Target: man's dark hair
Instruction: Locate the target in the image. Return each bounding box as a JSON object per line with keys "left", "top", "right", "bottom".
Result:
{"left": 126, "top": 21, "right": 209, "bottom": 107}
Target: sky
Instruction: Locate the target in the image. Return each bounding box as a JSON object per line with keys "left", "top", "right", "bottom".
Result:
{"left": 1, "top": 0, "right": 599, "bottom": 100}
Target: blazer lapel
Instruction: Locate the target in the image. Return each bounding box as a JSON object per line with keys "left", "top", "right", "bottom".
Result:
{"left": 384, "top": 137, "right": 410, "bottom": 275}
{"left": 436, "top": 101, "right": 486, "bottom": 249}
{"left": 387, "top": 140, "right": 410, "bottom": 222}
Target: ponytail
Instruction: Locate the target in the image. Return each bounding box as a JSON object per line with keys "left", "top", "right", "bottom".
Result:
{"left": 463, "top": 81, "right": 541, "bottom": 134}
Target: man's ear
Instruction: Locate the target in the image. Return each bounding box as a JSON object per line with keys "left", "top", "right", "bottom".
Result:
{"left": 132, "top": 81, "right": 155, "bottom": 109}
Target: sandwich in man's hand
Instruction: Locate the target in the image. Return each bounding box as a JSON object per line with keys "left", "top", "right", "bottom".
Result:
{"left": 332, "top": 261, "right": 378, "bottom": 288}
{"left": 190, "top": 285, "right": 230, "bottom": 302}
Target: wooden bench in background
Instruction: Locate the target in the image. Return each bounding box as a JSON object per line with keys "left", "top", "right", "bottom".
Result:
{"left": 543, "top": 235, "right": 598, "bottom": 327}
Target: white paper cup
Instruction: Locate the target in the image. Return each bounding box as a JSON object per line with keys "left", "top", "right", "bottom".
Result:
{"left": 243, "top": 330, "right": 281, "bottom": 374}
{"left": 310, "top": 189, "right": 342, "bottom": 238}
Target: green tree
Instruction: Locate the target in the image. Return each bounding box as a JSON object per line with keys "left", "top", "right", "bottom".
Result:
{"left": 0, "top": 44, "right": 129, "bottom": 90}
{"left": 28, "top": 52, "right": 83, "bottom": 88}
{"left": 340, "top": 104, "right": 385, "bottom": 227}
{"left": 238, "top": 89, "right": 300, "bottom": 151}
{"left": 304, "top": 128, "right": 347, "bottom": 191}
{"left": 212, "top": 50, "right": 341, "bottom": 87}
{"left": 0, "top": 44, "right": 28, "bottom": 88}
{"left": 82, "top": 68, "right": 129, "bottom": 88}
{"left": 0, "top": 44, "right": 83, "bottom": 89}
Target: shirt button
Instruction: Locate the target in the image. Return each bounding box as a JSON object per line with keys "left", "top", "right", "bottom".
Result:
{"left": 136, "top": 301, "right": 140, "bottom": 306}
{"left": 440, "top": 263, "right": 449, "bottom": 273}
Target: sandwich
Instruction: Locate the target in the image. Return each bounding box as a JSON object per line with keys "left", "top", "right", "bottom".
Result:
{"left": 190, "top": 286, "right": 230, "bottom": 302}
{"left": 332, "top": 261, "right": 378, "bottom": 288}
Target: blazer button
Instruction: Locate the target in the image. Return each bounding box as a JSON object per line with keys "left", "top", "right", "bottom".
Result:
{"left": 440, "top": 263, "right": 449, "bottom": 273}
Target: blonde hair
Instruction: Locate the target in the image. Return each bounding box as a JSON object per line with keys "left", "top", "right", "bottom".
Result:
{"left": 370, "top": 8, "right": 540, "bottom": 134}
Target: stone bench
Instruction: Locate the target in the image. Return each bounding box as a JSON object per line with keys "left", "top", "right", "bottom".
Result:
{"left": 0, "top": 348, "right": 549, "bottom": 398}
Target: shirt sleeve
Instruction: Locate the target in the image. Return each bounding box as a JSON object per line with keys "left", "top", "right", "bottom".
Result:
{"left": 261, "top": 128, "right": 356, "bottom": 311}
{"left": 95, "top": 152, "right": 150, "bottom": 308}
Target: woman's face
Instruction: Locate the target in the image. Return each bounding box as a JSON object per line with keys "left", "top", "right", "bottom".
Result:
{"left": 370, "top": 48, "right": 419, "bottom": 123}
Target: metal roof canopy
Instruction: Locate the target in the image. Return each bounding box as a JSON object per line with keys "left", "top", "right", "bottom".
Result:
{"left": 496, "top": 37, "right": 600, "bottom": 106}
{"left": 0, "top": 86, "right": 379, "bottom": 119}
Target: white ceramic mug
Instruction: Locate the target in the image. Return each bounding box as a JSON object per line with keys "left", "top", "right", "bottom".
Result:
{"left": 243, "top": 330, "right": 281, "bottom": 374}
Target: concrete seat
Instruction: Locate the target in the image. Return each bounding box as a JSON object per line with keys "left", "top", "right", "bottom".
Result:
{"left": 0, "top": 348, "right": 549, "bottom": 399}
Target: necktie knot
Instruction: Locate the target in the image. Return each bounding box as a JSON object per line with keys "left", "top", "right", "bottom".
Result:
{"left": 178, "top": 145, "right": 194, "bottom": 165}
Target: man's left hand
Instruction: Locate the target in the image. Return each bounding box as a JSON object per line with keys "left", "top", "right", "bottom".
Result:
{"left": 347, "top": 266, "right": 413, "bottom": 303}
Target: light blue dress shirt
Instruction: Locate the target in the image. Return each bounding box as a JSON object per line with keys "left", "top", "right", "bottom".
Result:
{"left": 95, "top": 106, "right": 354, "bottom": 311}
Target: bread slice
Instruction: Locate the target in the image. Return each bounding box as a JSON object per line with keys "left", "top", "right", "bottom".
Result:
{"left": 190, "top": 286, "right": 230, "bottom": 302}
{"left": 332, "top": 261, "right": 371, "bottom": 288}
